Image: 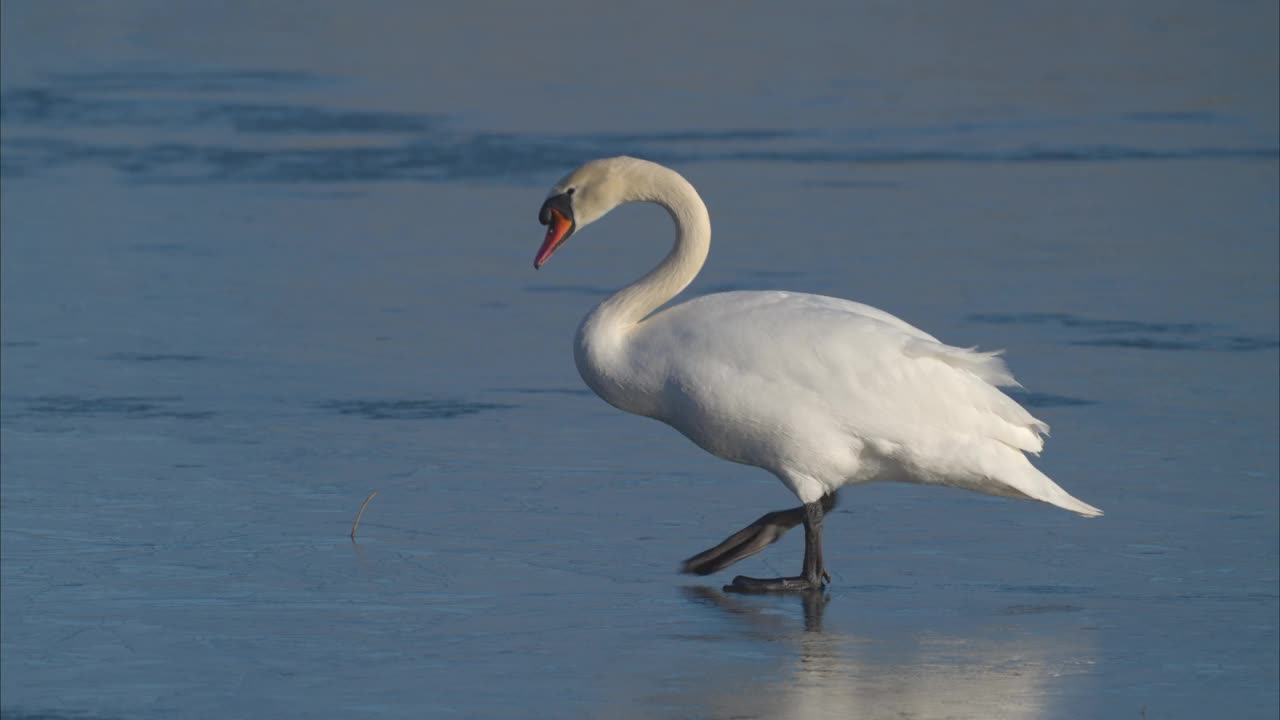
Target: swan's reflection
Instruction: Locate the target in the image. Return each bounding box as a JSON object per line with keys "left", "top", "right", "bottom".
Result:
{"left": 664, "top": 586, "right": 1095, "bottom": 720}
{"left": 685, "top": 585, "right": 831, "bottom": 632}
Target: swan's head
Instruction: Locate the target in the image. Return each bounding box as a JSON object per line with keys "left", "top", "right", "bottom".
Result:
{"left": 534, "top": 156, "right": 649, "bottom": 269}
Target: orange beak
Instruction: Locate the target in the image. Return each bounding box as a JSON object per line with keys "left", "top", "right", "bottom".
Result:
{"left": 535, "top": 206, "right": 575, "bottom": 269}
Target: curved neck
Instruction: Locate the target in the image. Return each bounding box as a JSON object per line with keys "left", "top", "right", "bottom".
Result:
{"left": 593, "top": 170, "right": 711, "bottom": 331}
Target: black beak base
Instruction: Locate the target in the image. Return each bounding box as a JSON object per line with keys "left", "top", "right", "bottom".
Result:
{"left": 538, "top": 192, "right": 575, "bottom": 227}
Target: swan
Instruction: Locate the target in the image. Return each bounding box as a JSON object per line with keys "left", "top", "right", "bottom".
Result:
{"left": 534, "top": 156, "right": 1101, "bottom": 593}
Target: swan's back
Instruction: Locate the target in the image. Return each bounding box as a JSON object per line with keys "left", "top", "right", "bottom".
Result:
{"left": 637, "top": 291, "right": 1039, "bottom": 440}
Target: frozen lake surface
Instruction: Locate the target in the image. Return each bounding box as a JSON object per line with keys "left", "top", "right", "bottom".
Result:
{"left": 2, "top": 2, "right": 1277, "bottom": 718}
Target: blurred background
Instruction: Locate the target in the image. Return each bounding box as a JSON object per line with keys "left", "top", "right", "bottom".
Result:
{"left": 2, "top": 2, "right": 1277, "bottom": 719}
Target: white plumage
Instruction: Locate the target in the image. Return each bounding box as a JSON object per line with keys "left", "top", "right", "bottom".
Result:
{"left": 534, "top": 156, "right": 1100, "bottom": 592}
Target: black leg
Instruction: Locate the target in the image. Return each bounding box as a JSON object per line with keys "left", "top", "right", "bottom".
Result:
{"left": 681, "top": 493, "right": 837, "bottom": 576}
{"left": 725, "top": 498, "right": 829, "bottom": 594}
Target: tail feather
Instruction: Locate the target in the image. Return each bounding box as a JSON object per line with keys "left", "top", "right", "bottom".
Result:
{"left": 1016, "top": 462, "right": 1103, "bottom": 517}
{"left": 974, "top": 446, "right": 1104, "bottom": 517}
{"left": 1042, "top": 487, "right": 1104, "bottom": 517}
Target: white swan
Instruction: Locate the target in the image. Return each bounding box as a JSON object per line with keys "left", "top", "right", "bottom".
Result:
{"left": 535, "top": 156, "right": 1101, "bottom": 593}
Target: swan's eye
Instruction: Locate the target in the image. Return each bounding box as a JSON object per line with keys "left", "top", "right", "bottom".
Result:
{"left": 566, "top": 187, "right": 576, "bottom": 196}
